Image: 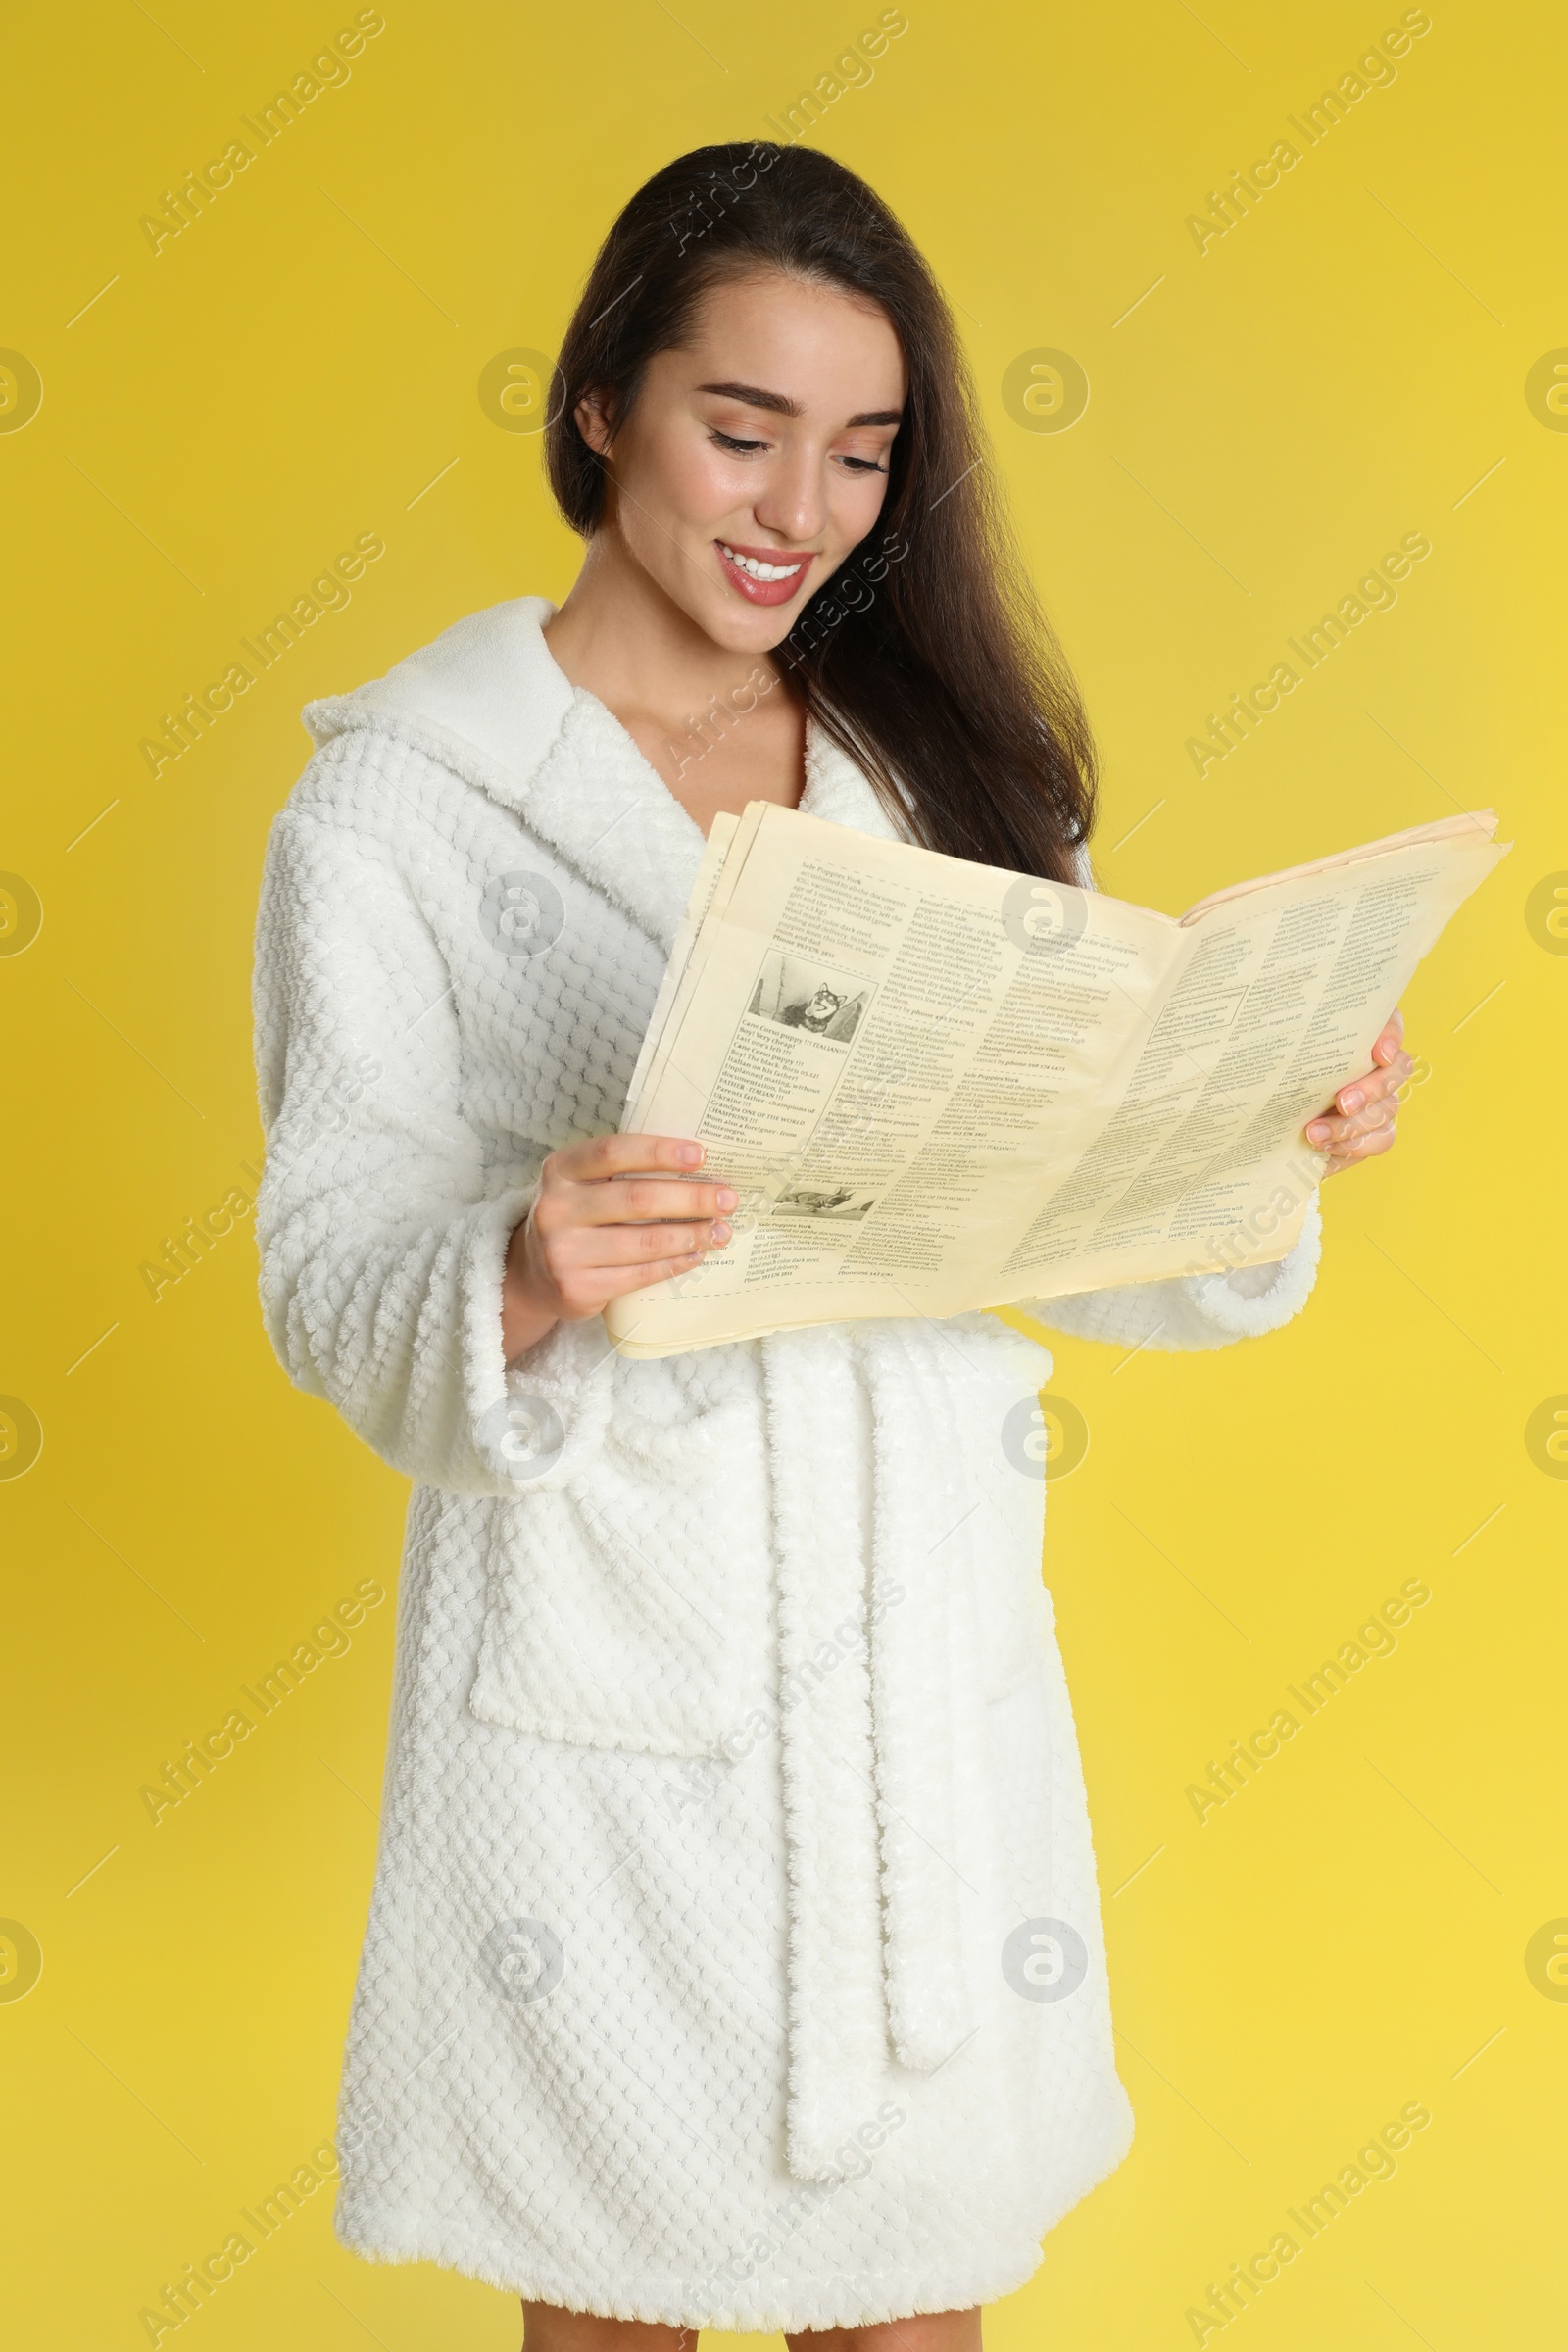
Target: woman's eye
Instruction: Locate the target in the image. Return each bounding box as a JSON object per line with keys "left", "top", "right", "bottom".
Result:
{"left": 839, "top": 454, "right": 888, "bottom": 474}
{"left": 710, "top": 428, "right": 768, "bottom": 454}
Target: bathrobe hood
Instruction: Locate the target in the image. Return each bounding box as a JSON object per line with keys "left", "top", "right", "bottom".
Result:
{"left": 302, "top": 593, "right": 905, "bottom": 958}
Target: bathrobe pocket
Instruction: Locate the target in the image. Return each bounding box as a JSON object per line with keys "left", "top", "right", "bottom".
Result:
{"left": 466, "top": 1366, "right": 773, "bottom": 1758}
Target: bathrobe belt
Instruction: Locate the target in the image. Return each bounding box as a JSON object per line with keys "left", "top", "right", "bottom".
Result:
{"left": 760, "top": 1321, "right": 987, "bottom": 2183}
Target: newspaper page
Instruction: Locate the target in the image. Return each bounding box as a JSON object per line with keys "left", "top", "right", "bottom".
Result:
{"left": 606, "top": 806, "right": 1507, "bottom": 1359}
{"left": 624, "top": 810, "right": 739, "bottom": 1114}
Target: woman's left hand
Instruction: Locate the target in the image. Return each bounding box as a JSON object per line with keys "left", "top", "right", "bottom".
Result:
{"left": 1306, "top": 1007, "right": 1413, "bottom": 1176}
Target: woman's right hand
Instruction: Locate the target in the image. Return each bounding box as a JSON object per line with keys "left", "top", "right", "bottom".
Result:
{"left": 501, "top": 1134, "right": 735, "bottom": 1361}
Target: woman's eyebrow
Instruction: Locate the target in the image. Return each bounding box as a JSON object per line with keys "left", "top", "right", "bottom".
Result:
{"left": 696, "top": 379, "right": 800, "bottom": 416}
{"left": 696, "top": 379, "right": 903, "bottom": 428}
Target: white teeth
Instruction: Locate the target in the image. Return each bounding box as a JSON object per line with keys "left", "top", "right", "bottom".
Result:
{"left": 720, "top": 543, "right": 805, "bottom": 582}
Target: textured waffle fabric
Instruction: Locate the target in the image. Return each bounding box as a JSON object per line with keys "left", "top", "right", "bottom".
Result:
{"left": 251, "top": 597, "right": 1323, "bottom": 2330}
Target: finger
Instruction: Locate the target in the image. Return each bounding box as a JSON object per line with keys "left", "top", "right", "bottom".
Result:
{"left": 1347, "top": 1092, "right": 1398, "bottom": 1137}
{"left": 1371, "top": 1006, "right": 1405, "bottom": 1062}
{"left": 553, "top": 1217, "right": 733, "bottom": 1268}
{"left": 1322, "top": 1120, "right": 1398, "bottom": 1174}
{"left": 1334, "top": 1052, "right": 1413, "bottom": 1117}
{"left": 1305, "top": 1051, "right": 1411, "bottom": 1141}
{"left": 555, "top": 1250, "right": 711, "bottom": 1315}
{"left": 1308, "top": 1093, "right": 1397, "bottom": 1149}
{"left": 559, "top": 1176, "right": 738, "bottom": 1229}
{"left": 545, "top": 1132, "right": 707, "bottom": 1184}
{"left": 1322, "top": 1099, "right": 1398, "bottom": 1154}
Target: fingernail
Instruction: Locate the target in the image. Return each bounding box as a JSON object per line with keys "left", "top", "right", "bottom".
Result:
{"left": 1306, "top": 1120, "right": 1330, "bottom": 1142}
{"left": 710, "top": 1221, "right": 732, "bottom": 1244}
{"left": 716, "top": 1187, "right": 737, "bottom": 1209}
{"left": 1340, "top": 1087, "right": 1364, "bottom": 1112}
{"left": 678, "top": 1142, "right": 704, "bottom": 1165}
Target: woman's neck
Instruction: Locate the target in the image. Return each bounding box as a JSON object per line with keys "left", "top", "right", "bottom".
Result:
{"left": 543, "top": 529, "right": 808, "bottom": 831}
{"left": 543, "top": 530, "right": 770, "bottom": 718}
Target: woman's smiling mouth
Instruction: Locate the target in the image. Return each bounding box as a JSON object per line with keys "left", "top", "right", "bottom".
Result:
{"left": 715, "top": 539, "right": 816, "bottom": 604}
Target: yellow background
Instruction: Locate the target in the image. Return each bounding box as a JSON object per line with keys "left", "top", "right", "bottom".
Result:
{"left": 4, "top": 2, "right": 1563, "bottom": 2344}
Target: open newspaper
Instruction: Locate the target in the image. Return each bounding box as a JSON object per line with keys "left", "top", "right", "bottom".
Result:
{"left": 605, "top": 805, "right": 1508, "bottom": 1359}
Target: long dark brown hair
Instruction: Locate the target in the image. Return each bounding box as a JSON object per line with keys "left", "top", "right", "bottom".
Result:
{"left": 545, "top": 142, "right": 1096, "bottom": 883}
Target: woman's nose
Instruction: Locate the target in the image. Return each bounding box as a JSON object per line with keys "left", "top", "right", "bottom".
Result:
{"left": 751, "top": 447, "right": 826, "bottom": 547}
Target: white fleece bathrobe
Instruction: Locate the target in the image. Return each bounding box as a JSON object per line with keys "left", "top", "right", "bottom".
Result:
{"left": 252, "top": 596, "right": 1322, "bottom": 2331}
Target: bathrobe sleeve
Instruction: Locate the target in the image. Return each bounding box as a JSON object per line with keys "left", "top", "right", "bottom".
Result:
{"left": 1009, "top": 834, "right": 1326, "bottom": 1351}
{"left": 251, "top": 798, "right": 613, "bottom": 1495}
{"left": 1010, "top": 1192, "right": 1322, "bottom": 1352}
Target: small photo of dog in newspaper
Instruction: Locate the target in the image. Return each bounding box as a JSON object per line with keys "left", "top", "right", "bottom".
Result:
{"left": 747, "top": 952, "right": 870, "bottom": 1044}
{"left": 768, "top": 1180, "right": 879, "bottom": 1222}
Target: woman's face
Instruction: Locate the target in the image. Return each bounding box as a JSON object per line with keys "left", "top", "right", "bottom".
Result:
{"left": 577, "top": 270, "right": 906, "bottom": 652}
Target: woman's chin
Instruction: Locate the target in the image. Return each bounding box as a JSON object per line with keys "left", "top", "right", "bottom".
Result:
{"left": 689, "top": 584, "right": 803, "bottom": 654}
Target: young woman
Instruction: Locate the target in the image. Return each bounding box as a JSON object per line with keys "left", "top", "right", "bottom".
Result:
{"left": 252, "top": 143, "right": 1409, "bottom": 2351}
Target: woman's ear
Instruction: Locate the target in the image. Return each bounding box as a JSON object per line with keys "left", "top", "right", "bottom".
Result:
{"left": 574, "top": 386, "right": 616, "bottom": 458}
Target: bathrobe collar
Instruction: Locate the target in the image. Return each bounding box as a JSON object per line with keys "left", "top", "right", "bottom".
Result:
{"left": 302, "top": 595, "right": 901, "bottom": 956}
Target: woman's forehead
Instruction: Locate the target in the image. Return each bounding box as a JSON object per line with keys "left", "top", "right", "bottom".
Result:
{"left": 673, "top": 271, "right": 906, "bottom": 411}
